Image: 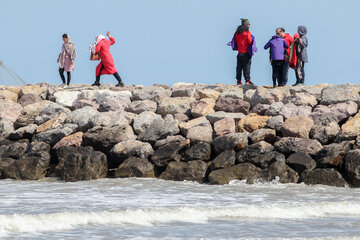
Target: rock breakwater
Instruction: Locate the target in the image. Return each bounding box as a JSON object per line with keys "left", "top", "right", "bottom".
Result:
{"left": 1, "top": 82, "right": 360, "bottom": 187}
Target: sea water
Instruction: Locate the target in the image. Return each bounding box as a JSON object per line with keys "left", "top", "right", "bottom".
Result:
{"left": 1, "top": 177, "right": 360, "bottom": 239}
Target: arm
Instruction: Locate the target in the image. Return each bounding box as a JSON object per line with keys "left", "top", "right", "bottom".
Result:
{"left": 264, "top": 41, "right": 270, "bottom": 50}
{"left": 283, "top": 39, "right": 289, "bottom": 49}
{"left": 300, "top": 37, "right": 308, "bottom": 48}
{"left": 247, "top": 32, "right": 252, "bottom": 45}
{"left": 107, "top": 31, "right": 115, "bottom": 45}
{"left": 95, "top": 42, "right": 101, "bottom": 53}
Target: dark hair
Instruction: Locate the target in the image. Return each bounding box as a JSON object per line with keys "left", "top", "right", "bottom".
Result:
{"left": 62, "top": 34, "right": 68, "bottom": 39}
{"left": 236, "top": 25, "right": 249, "bottom": 34}
{"left": 277, "top": 28, "right": 285, "bottom": 33}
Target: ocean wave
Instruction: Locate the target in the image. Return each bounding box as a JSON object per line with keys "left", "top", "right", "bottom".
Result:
{"left": 1, "top": 201, "right": 360, "bottom": 235}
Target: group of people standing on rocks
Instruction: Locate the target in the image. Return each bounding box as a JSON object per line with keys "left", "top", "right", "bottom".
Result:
{"left": 57, "top": 19, "right": 308, "bottom": 88}
{"left": 57, "top": 31, "right": 124, "bottom": 88}
{"left": 229, "top": 18, "right": 308, "bottom": 87}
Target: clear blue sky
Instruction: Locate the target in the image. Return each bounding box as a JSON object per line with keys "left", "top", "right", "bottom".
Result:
{"left": 1, "top": 0, "right": 359, "bottom": 86}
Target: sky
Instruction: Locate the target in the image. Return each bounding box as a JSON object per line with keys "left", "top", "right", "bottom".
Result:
{"left": 1, "top": 0, "right": 360, "bottom": 87}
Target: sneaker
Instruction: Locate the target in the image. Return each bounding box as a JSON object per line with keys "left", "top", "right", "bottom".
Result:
{"left": 245, "top": 80, "right": 254, "bottom": 85}
{"left": 236, "top": 80, "right": 242, "bottom": 86}
{"left": 116, "top": 82, "right": 124, "bottom": 87}
{"left": 63, "top": 85, "right": 68, "bottom": 89}
{"left": 60, "top": 83, "right": 65, "bottom": 87}
{"left": 91, "top": 82, "right": 101, "bottom": 87}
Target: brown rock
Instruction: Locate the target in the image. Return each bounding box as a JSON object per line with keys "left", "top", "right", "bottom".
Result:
{"left": 214, "top": 118, "right": 235, "bottom": 136}
{"left": 237, "top": 113, "right": 271, "bottom": 133}
{"left": 190, "top": 98, "right": 215, "bottom": 118}
{"left": 281, "top": 116, "right": 314, "bottom": 138}
{"left": 36, "top": 112, "right": 67, "bottom": 133}
{"left": 53, "top": 132, "right": 84, "bottom": 149}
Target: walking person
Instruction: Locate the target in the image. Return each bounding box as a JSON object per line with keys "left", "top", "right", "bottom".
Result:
{"left": 264, "top": 30, "right": 289, "bottom": 88}
{"left": 91, "top": 31, "right": 124, "bottom": 87}
{"left": 276, "top": 28, "right": 293, "bottom": 86}
{"left": 57, "top": 34, "right": 76, "bottom": 88}
{"left": 234, "top": 18, "right": 255, "bottom": 85}
{"left": 293, "top": 26, "right": 308, "bottom": 86}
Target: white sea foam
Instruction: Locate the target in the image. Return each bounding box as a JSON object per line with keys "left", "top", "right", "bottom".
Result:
{"left": 1, "top": 201, "right": 360, "bottom": 235}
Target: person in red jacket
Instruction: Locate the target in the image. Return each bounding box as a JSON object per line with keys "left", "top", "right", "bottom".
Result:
{"left": 234, "top": 18, "right": 254, "bottom": 85}
{"left": 276, "top": 28, "right": 293, "bottom": 86}
{"left": 92, "top": 31, "right": 124, "bottom": 87}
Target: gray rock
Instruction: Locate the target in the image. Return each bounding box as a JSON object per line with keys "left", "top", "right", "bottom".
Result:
{"left": 65, "top": 106, "right": 98, "bottom": 131}
{"left": 171, "top": 88, "right": 199, "bottom": 98}
{"left": 73, "top": 99, "right": 99, "bottom": 110}
{"left": 179, "top": 117, "right": 211, "bottom": 135}
{"left": 53, "top": 90, "right": 80, "bottom": 108}
{"left": 212, "top": 132, "right": 249, "bottom": 154}
{"left": 56, "top": 146, "right": 107, "bottom": 182}
{"left": 114, "top": 157, "right": 155, "bottom": 178}
{"left": 125, "top": 100, "right": 157, "bottom": 114}
{"left": 89, "top": 110, "right": 136, "bottom": 128}
{"left": 133, "top": 86, "right": 172, "bottom": 102}
{"left": 17, "top": 93, "right": 42, "bottom": 107}
{"left": 301, "top": 168, "right": 348, "bottom": 187}
{"left": 0, "top": 99, "right": 22, "bottom": 123}
{"left": 186, "top": 125, "right": 214, "bottom": 143}
{"left": 110, "top": 140, "right": 154, "bottom": 167}
{"left": 279, "top": 103, "right": 312, "bottom": 120}
{"left": 250, "top": 104, "right": 270, "bottom": 115}
{"left": 206, "top": 111, "right": 245, "bottom": 124}
{"left": 133, "top": 111, "right": 162, "bottom": 135}
{"left": 310, "top": 121, "right": 340, "bottom": 145}
{"left": 310, "top": 101, "right": 358, "bottom": 124}
{"left": 137, "top": 118, "right": 180, "bottom": 144}
{"left": 0, "top": 118, "right": 14, "bottom": 138}
{"left": 289, "top": 84, "right": 328, "bottom": 100}
{"left": 208, "top": 163, "right": 262, "bottom": 185}
{"left": 274, "top": 137, "right": 323, "bottom": 156}
{"left": 344, "top": 150, "right": 360, "bottom": 187}
{"left": 174, "top": 113, "right": 189, "bottom": 122}
{"left": 184, "top": 142, "right": 211, "bottom": 161}
{"left": 151, "top": 139, "right": 190, "bottom": 168}
{"left": 219, "top": 89, "right": 244, "bottom": 100}
{"left": 265, "top": 102, "right": 284, "bottom": 116}
{"left": 8, "top": 124, "right": 37, "bottom": 140}
{"left": 262, "top": 161, "right": 299, "bottom": 183}
{"left": 34, "top": 102, "right": 71, "bottom": 125}
{"left": 282, "top": 92, "right": 318, "bottom": 107}
{"left": 286, "top": 152, "right": 316, "bottom": 174}
{"left": 96, "top": 90, "right": 132, "bottom": 112}
{"left": 249, "top": 128, "right": 277, "bottom": 144}
{"left": 32, "top": 124, "right": 77, "bottom": 146}
{"left": 321, "top": 84, "right": 360, "bottom": 105}
{"left": 157, "top": 97, "right": 196, "bottom": 116}
{"left": 15, "top": 101, "right": 52, "bottom": 128}
{"left": 210, "top": 150, "right": 236, "bottom": 170}
{"left": 154, "top": 135, "right": 186, "bottom": 148}
{"left": 159, "top": 160, "right": 208, "bottom": 183}
{"left": 316, "top": 141, "right": 353, "bottom": 168}
{"left": 244, "top": 89, "right": 256, "bottom": 102}
{"left": 250, "top": 87, "right": 290, "bottom": 108}
{"left": 214, "top": 97, "right": 250, "bottom": 114}
{"left": 266, "top": 115, "right": 284, "bottom": 131}
{"left": 0, "top": 141, "right": 50, "bottom": 180}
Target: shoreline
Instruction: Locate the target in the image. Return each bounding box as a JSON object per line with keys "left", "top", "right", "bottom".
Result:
{"left": 0, "top": 82, "right": 360, "bottom": 187}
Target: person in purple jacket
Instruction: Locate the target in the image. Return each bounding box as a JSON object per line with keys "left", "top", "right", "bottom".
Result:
{"left": 264, "top": 32, "right": 289, "bottom": 88}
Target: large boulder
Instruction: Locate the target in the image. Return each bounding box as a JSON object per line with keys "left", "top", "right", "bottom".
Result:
{"left": 179, "top": 117, "right": 211, "bottom": 135}
{"left": 0, "top": 141, "right": 50, "bottom": 180}
{"left": 206, "top": 111, "right": 245, "bottom": 124}
{"left": 159, "top": 160, "right": 208, "bottom": 183}
{"left": 285, "top": 152, "right": 316, "bottom": 174}
{"left": 16, "top": 101, "right": 54, "bottom": 128}
{"left": 17, "top": 93, "right": 42, "bottom": 107}
{"left": 186, "top": 125, "right": 214, "bottom": 143}
{"left": 316, "top": 141, "right": 353, "bottom": 168}
{"left": 0, "top": 100, "right": 22, "bottom": 123}
{"left": 212, "top": 132, "right": 249, "bottom": 154}
{"left": 32, "top": 124, "right": 77, "bottom": 146}
{"left": 151, "top": 139, "right": 190, "bottom": 168}
{"left": 0, "top": 118, "right": 14, "bottom": 138}
{"left": 219, "top": 89, "right": 243, "bottom": 100}
{"left": 65, "top": 106, "right": 98, "bottom": 131}
{"left": 56, "top": 146, "right": 108, "bottom": 182}
{"left": 237, "top": 113, "right": 271, "bottom": 133}
{"left": 53, "top": 90, "right": 80, "bottom": 108}
{"left": 125, "top": 100, "right": 157, "bottom": 114}
{"left": 279, "top": 103, "right": 312, "bottom": 120}
{"left": 34, "top": 102, "right": 71, "bottom": 125}
{"left": 114, "top": 157, "right": 155, "bottom": 178}
{"left": 210, "top": 150, "right": 236, "bottom": 170}
{"left": 282, "top": 92, "right": 318, "bottom": 107}
{"left": 132, "top": 86, "right": 172, "bottom": 102}
{"left": 137, "top": 117, "right": 180, "bottom": 144}
{"left": 250, "top": 104, "right": 270, "bottom": 116}
{"left": 36, "top": 112, "right": 67, "bottom": 133}
{"left": 274, "top": 137, "right": 323, "bottom": 156}
{"left": 337, "top": 110, "right": 360, "bottom": 140}
{"left": 208, "top": 163, "right": 262, "bottom": 185}
{"left": 0, "top": 89, "right": 18, "bottom": 102}
{"left": 198, "top": 89, "right": 220, "bottom": 100}
{"left": 73, "top": 99, "right": 99, "bottom": 110}
{"left": 321, "top": 85, "right": 359, "bottom": 105}
{"left": 184, "top": 142, "right": 211, "bottom": 162}
{"left": 310, "top": 121, "right": 340, "bottom": 145}
{"left": 171, "top": 87, "right": 199, "bottom": 98}
{"left": 133, "top": 111, "right": 162, "bottom": 135}
{"left": 53, "top": 132, "right": 84, "bottom": 149}
{"left": 8, "top": 124, "right": 37, "bottom": 140}
{"left": 157, "top": 97, "right": 196, "bottom": 116}
{"left": 213, "top": 118, "right": 235, "bottom": 137}
{"left": 301, "top": 168, "right": 348, "bottom": 187}
{"left": 266, "top": 115, "right": 284, "bottom": 132}
{"left": 154, "top": 135, "right": 186, "bottom": 149}
{"left": 96, "top": 90, "right": 131, "bottom": 112}
{"left": 289, "top": 84, "right": 329, "bottom": 100}
{"left": 344, "top": 150, "right": 360, "bottom": 187}
{"left": 214, "top": 97, "right": 250, "bottom": 114}
{"left": 19, "top": 85, "right": 48, "bottom": 99}
{"left": 83, "top": 125, "right": 136, "bottom": 153}
{"left": 249, "top": 128, "right": 277, "bottom": 144}
{"left": 111, "top": 139, "right": 154, "bottom": 159}
{"left": 310, "top": 101, "right": 358, "bottom": 124}
{"left": 261, "top": 161, "right": 299, "bottom": 183}
{"left": 190, "top": 98, "right": 215, "bottom": 118}
{"left": 89, "top": 110, "right": 135, "bottom": 128}
{"left": 265, "top": 102, "right": 284, "bottom": 116}
{"left": 281, "top": 116, "right": 314, "bottom": 138}
{"left": 250, "top": 87, "right": 289, "bottom": 108}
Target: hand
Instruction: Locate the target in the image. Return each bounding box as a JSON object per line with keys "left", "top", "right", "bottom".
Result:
{"left": 71, "top": 61, "right": 74, "bottom": 65}
{"left": 107, "top": 31, "right": 111, "bottom": 37}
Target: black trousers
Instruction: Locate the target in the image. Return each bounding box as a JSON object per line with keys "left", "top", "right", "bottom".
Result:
{"left": 271, "top": 60, "right": 284, "bottom": 87}
{"left": 59, "top": 68, "right": 71, "bottom": 85}
{"left": 295, "top": 61, "right": 305, "bottom": 84}
{"left": 96, "top": 64, "right": 122, "bottom": 83}
{"left": 236, "top": 53, "right": 252, "bottom": 81}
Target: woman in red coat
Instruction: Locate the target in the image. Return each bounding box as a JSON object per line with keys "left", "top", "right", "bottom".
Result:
{"left": 92, "top": 31, "right": 124, "bottom": 87}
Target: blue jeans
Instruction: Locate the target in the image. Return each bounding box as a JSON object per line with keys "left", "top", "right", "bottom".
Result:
{"left": 282, "top": 60, "right": 289, "bottom": 86}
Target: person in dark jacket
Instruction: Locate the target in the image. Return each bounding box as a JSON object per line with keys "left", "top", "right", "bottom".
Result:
{"left": 234, "top": 18, "right": 254, "bottom": 85}
{"left": 293, "top": 25, "right": 308, "bottom": 86}
{"left": 264, "top": 32, "right": 289, "bottom": 88}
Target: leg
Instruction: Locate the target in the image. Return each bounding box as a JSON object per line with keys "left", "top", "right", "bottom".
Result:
{"left": 66, "top": 72, "right": 71, "bottom": 85}
{"left": 278, "top": 60, "right": 284, "bottom": 86}
{"left": 59, "top": 68, "right": 65, "bottom": 84}
{"left": 93, "top": 64, "right": 105, "bottom": 86}
{"left": 236, "top": 54, "right": 243, "bottom": 85}
{"left": 113, "top": 72, "right": 124, "bottom": 87}
{"left": 243, "top": 53, "right": 252, "bottom": 84}
{"left": 282, "top": 60, "right": 289, "bottom": 86}
{"left": 300, "top": 62, "right": 305, "bottom": 84}
{"left": 271, "top": 62, "right": 277, "bottom": 87}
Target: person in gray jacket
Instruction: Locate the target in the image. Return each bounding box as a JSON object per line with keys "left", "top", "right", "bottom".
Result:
{"left": 293, "top": 25, "right": 308, "bottom": 86}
